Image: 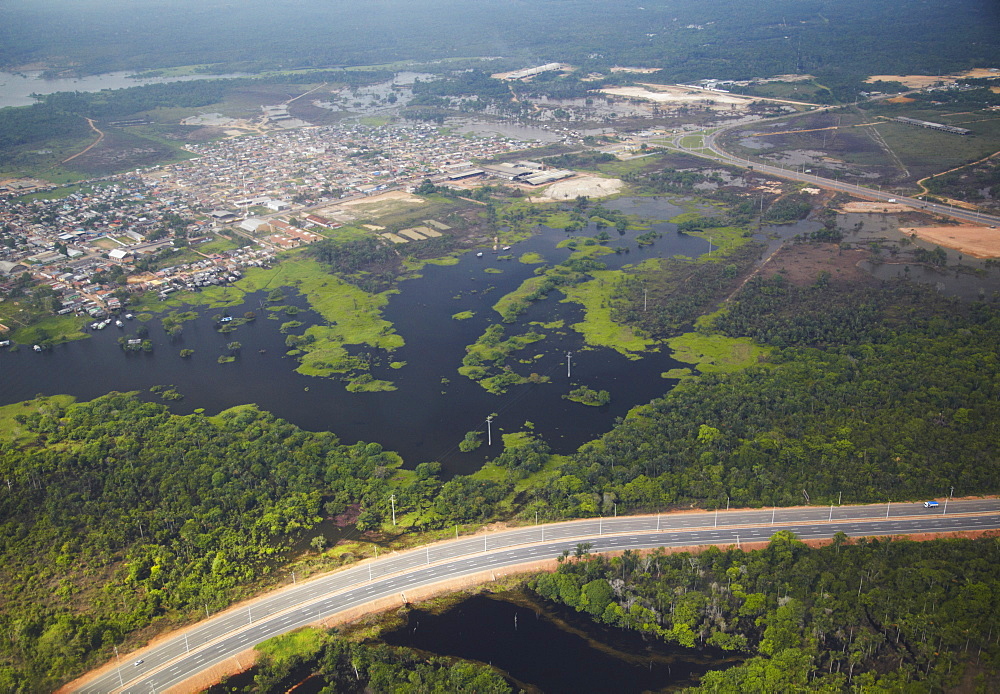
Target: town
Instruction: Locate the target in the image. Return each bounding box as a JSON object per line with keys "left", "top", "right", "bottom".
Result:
{"left": 0, "top": 121, "right": 565, "bottom": 337}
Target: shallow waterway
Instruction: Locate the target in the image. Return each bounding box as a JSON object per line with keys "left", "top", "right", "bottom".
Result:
{"left": 1, "top": 206, "right": 716, "bottom": 474}
{"left": 381, "top": 592, "right": 743, "bottom": 693}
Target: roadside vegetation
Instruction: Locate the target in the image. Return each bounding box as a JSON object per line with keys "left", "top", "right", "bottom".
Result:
{"left": 536, "top": 534, "right": 1000, "bottom": 691}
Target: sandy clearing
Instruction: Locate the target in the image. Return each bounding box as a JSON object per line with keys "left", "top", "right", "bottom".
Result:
{"left": 600, "top": 85, "right": 751, "bottom": 107}
{"left": 340, "top": 190, "right": 424, "bottom": 208}
{"left": 866, "top": 69, "right": 1000, "bottom": 88}
{"left": 901, "top": 225, "right": 1000, "bottom": 258}
{"left": 840, "top": 202, "right": 913, "bottom": 214}
{"left": 533, "top": 175, "right": 624, "bottom": 201}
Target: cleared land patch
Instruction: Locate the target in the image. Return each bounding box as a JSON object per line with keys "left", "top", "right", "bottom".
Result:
{"left": 900, "top": 225, "right": 1000, "bottom": 258}
{"left": 536, "top": 175, "right": 624, "bottom": 201}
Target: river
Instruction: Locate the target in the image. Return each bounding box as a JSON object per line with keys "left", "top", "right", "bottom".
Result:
{"left": 0, "top": 202, "right": 716, "bottom": 475}
{"left": 0, "top": 70, "right": 248, "bottom": 109}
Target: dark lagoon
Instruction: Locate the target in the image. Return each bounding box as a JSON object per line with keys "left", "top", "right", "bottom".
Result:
{"left": 1, "top": 201, "right": 733, "bottom": 474}
{"left": 381, "top": 592, "right": 743, "bottom": 693}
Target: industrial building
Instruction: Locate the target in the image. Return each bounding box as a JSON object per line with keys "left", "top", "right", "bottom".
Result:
{"left": 889, "top": 116, "right": 971, "bottom": 136}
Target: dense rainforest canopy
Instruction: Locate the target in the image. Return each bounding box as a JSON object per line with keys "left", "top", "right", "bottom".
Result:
{"left": 534, "top": 534, "right": 1000, "bottom": 691}
{"left": 2, "top": 0, "right": 998, "bottom": 87}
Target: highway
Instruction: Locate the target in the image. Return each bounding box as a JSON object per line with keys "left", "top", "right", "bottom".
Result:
{"left": 666, "top": 122, "right": 1000, "bottom": 228}
{"left": 72, "top": 499, "right": 1000, "bottom": 693}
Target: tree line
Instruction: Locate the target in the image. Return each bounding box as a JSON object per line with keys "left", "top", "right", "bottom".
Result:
{"left": 533, "top": 533, "right": 1000, "bottom": 691}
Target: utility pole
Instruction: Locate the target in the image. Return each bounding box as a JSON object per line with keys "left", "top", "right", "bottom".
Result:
{"left": 566, "top": 351, "right": 572, "bottom": 378}
{"left": 390, "top": 494, "right": 396, "bottom": 526}
{"left": 113, "top": 645, "right": 124, "bottom": 688}
{"left": 185, "top": 634, "right": 190, "bottom": 653}
{"left": 486, "top": 415, "right": 493, "bottom": 446}
{"left": 643, "top": 287, "right": 647, "bottom": 311}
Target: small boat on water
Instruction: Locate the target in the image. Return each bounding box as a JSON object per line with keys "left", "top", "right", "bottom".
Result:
{"left": 502, "top": 246, "right": 511, "bottom": 251}
{"left": 33, "top": 344, "right": 42, "bottom": 352}
{"left": 116, "top": 320, "right": 124, "bottom": 328}
{"left": 476, "top": 252, "right": 483, "bottom": 257}
{"left": 125, "top": 313, "right": 134, "bottom": 320}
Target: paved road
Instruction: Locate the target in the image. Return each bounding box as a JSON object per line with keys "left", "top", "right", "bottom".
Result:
{"left": 667, "top": 123, "right": 1000, "bottom": 228}
{"left": 72, "top": 499, "right": 1000, "bottom": 693}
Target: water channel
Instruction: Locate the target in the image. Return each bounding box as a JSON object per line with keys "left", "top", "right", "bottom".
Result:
{"left": 208, "top": 591, "right": 743, "bottom": 694}
{"left": 0, "top": 201, "right": 718, "bottom": 475}
{"left": 381, "top": 592, "right": 743, "bottom": 693}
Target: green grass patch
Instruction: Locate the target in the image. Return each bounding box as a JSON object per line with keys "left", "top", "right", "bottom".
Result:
{"left": 194, "top": 235, "right": 241, "bottom": 255}
{"left": 666, "top": 332, "right": 769, "bottom": 373}
{"left": 543, "top": 211, "right": 576, "bottom": 229}
{"left": 389, "top": 361, "right": 406, "bottom": 369}
{"left": 492, "top": 275, "right": 551, "bottom": 322}
{"left": 346, "top": 377, "right": 396, "bottom": 392}
{"left": 484, "top": 267, "right": 503, "bottom": 274}
{"left": 0, "top": 395, "right": 76, "bottom": 443}
{"left": 256, "top": 627, "right": 325, "bottom": 663}
{"left": 661, "top": 367, "right": 694, "bottom": 379}
{"left": 458, "top": 324, "right": 549, "bottom": 394}
{"left": 358, "top": 116, "right": 393, "bottom": 127}
{"left": 529, "top": 320, "right": 564, "bottom": 330}
{"left": 559, "top": 270, "right": 656, "bottom": 358}
{"left": 452, "top": 311, "right": 475, "bottom": 320}
{"left": 239, "top": 259, "right": 403, "bottom": 380}
{"left": 138, "top": 256, "right": 403, "bottom": 385}
{"left": 678, "top": 225, "right": 748, "bottom": 259}
{"left": 9, "top": 315, "right": 90, "bottom": 346}
{"left": 422, "top": 255, "right": 460, "bottom": 266}
{"left": 519, "top": 252, "right": 545, "bottom": 264}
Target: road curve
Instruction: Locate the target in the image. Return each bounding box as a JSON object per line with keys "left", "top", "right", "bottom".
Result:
{"left": 72, "top": 500, "right": 1000, "bottom": 693}
{"left": 672, "top": 124, "right": 1000, "bottom": 228}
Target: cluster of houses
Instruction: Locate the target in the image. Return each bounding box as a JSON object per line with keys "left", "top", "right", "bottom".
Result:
{"left": 146, "top": 122, "right": 535, "bottom": 212}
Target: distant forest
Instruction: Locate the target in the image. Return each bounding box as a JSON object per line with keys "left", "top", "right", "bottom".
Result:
{"left": 2, "top": 0, "right": 998, "bottom": 86}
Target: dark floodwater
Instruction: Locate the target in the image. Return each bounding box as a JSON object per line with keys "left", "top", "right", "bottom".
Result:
{"left": 1, "top": 200, "right": 717, "bottom": 474}
{"left": 381, "top": 593, "right": 743, "bottom": 693}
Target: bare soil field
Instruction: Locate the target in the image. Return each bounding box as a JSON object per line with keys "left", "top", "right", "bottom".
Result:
{"left": 599, "top": 84, "right": 752, "bottom": 110}
{"left": 762, "top": 243, "right": 873, "bottom": 287}
{"left": 866, "top": 69, "right": 1000, "bottom": 88}
{"left": 532, "top": 175, "right": 624, "bottom": 201}
{"left": 340, "top": 190, "right": 423, "bottom": 209}
{"left": 840, "top": 202, "right": 913, "bottom": 214}
{"left": 900, "top": 225, "right": 1000, "bottom": 258}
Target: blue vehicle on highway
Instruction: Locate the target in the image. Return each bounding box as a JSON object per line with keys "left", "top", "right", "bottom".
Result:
{"left": 923, "top": 501, "right": 940, "bottom": 508}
